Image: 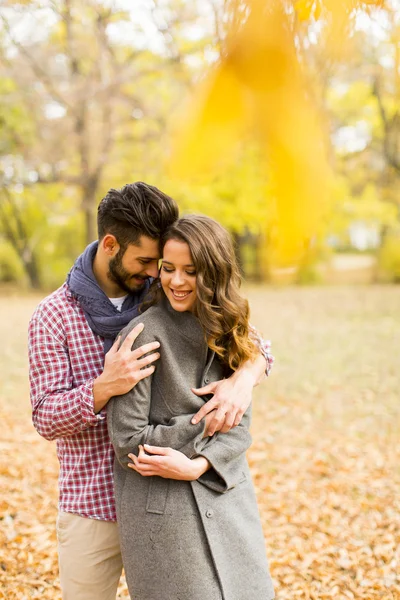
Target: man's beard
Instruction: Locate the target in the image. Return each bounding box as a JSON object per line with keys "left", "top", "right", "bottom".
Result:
{"left": 107, "top": 249, "right": 149, "bottom": 295}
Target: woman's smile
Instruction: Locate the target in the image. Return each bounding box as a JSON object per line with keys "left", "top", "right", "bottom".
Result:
{"left": 161, "top": 239, "right": 197, "bottom": 312}
{"left": 170, "top": 289, "right": 192, "bottom": 300}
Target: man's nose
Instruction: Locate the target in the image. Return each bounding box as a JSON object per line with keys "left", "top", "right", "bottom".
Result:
{"left": 144, "top": 263, "right": 159, "bottom": 279}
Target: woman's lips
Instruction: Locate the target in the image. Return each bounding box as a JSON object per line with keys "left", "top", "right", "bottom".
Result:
{"left": 170, "top": 289, "right": 192, "bottom": 300}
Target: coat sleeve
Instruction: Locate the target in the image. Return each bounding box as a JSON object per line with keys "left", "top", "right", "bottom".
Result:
{"left": 107, "top": 387, "right": 208, "bottom": 471}
{"left": 108, "top": 374, "right": 252, "bottom": 494}
{"left": 107, "top": 326, "right": 208, "bottom": 471}
{"left": 194, "top": 406, "right": 252, "bottom": 494}
{"left": 107, "top": 321, "right": 253, "bottom": 492}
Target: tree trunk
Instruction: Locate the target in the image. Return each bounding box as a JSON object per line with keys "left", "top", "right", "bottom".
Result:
{"left": 23, "top": 249, "right": 42, "bottom": 289}
{"left": 232, "top": 231, "right": 244, "bottom": 277}
{"left": 0, "top": 192, "right": 42, "bottom": 288}
{"left": 82, "top": 177, "right": 100, "bottom": 245}
{"left": 84, "top": 201, "right": 96, "bottom": 245}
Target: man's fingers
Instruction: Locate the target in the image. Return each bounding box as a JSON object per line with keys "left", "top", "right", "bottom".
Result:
{"left": 191, "top": 381, "right": 218, "bottom": 396}
{"left": 219, "top": 409, "right": 236, "bottom": 434}
{"left": 136, "top": 352, "right": 160, "bottom": 369}
{"left": 136, "top": 365, "right": 156, "bottom": 381}
{"left": 233, "top": 409, "right": 245, "bottom": 427}
{"left": 130, "top": 341, "right": 161, "bottom": 360}
{"left": 118, "top": 323, "right": 144, "bottom": 351}
{"left": 207, "top": 407, "right": 227, "bottom": 436}
{"left": 191, "top": 398, "right": 218, "bottom": 424}
{"left": 108, "top": 334, "right": 122, "bottom": 354}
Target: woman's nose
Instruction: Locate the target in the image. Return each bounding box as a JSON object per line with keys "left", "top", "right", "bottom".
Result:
{"left": 171, "top": 270, "right": 185, "bottom": 286}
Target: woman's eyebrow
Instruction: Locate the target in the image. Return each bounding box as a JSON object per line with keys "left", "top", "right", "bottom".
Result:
{"left": 162, "top": 260, "right": 195, "bottom": 267}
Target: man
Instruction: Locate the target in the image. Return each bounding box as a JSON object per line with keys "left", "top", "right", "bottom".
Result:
{"left": 28, "top": 182, "right": 273, "bottom": 600}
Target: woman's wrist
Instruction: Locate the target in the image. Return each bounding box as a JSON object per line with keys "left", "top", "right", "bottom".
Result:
{"left": 191, "top": 456, "right": 210, "bottom": 479}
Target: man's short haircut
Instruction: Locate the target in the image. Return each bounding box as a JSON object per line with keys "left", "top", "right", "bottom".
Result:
{"left": 97, "top": 182, "right": 179, "bottom": 249}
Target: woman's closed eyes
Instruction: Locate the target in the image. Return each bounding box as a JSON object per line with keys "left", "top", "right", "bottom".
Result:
{"left": 161, "top": 265, "right": 196, "bottom": 276}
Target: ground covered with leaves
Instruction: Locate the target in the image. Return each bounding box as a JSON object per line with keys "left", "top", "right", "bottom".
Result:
{"left": 1, "top": 286, "right": 399, "bottom": 599}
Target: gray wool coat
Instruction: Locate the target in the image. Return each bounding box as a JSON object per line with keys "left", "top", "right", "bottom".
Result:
{"left": 107, "top": 299, "right": 275, "bottom": 600}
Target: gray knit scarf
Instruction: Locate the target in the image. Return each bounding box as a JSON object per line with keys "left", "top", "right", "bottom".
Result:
{"left": 66, "top": 241, "right": 151, "bottom": 353}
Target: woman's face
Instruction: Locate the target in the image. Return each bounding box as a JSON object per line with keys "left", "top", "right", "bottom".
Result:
{"left": 161, "top": 239, "right": 197, "bottom": 313}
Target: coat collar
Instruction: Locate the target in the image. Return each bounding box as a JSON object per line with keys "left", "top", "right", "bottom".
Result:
{"left": 162, "top": 294, "right": 206, "bottom": 346}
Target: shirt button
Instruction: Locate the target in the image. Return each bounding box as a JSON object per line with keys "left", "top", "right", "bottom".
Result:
{"left": 205, "top": 509, "right": 214, "bottom": 518}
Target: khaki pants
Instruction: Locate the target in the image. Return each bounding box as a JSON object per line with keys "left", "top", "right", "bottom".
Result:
{"left": 57, "top": 511, "right": 123, "bottom": 600}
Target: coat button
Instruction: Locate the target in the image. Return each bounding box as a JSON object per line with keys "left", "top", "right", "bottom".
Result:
{"left": 205, "top": 509, "right": 214, "bottom": 518}
{"left": 204, "top": 377, "right": 210, "bottom": 384}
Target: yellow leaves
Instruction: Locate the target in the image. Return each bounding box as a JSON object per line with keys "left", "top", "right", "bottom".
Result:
{"left": 295, "top": 0, "right": 322, "bottom": 21}
{"left": 294, "top": 1, "right": 386, "bottom": 61}
{"left": 169, "top": 62, "right": 248, "bottom": 177}
{"left": 2, "top": 289, "right": 400, "bottom": 599}
{"left": 295, "top": 0, "right": 385, "bottom": 23}
{"left": 168, "top": 0, "right": 331, "bottom": 264}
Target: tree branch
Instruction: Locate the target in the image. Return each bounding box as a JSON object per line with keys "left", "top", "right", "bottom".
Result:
{"left": 0, "top": 14, "right": 72, "bottom": 111}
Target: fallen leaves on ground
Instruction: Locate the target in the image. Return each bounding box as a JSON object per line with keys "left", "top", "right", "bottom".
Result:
{"left": 1, "top": 287, "right": 399, "bottom": 599}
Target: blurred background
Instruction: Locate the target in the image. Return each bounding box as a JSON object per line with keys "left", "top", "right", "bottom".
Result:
{"left": 0, "top": 0, "right": 399, "bottom": 288}
{"left": 0, "top": 1, "right": 399, "bottom": 599}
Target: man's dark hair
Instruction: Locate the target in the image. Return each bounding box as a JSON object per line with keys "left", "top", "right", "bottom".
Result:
{"left": 97, "top": 182, "right": 179, "bottom": 249}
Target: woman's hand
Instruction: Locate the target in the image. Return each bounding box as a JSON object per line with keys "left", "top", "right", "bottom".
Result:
{"left": 128, "top": 444, "right": 210, "bottom": 480}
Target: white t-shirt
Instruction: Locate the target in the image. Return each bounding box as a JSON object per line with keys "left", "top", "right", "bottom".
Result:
{"left": 109, "top": 295, "right": 128, "bottom": 312}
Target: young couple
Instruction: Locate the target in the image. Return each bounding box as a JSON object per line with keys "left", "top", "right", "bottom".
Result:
{"left": 29, "top": 182, "right": 275, "bottom": 600}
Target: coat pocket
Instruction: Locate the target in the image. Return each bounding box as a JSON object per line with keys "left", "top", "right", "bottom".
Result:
{"left": 146, "top": 477, "right": 170, "bottom": 514}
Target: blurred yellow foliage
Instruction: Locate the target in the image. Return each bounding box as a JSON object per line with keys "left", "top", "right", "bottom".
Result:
{"left": 168, "top": 0, "right": 385, "bottom": 264}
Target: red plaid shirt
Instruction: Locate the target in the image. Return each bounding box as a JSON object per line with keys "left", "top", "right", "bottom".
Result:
{"left": 28, "top": 283, "right": 274, "bottom": 522}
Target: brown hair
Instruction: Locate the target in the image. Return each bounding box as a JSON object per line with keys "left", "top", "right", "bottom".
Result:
{"left": 145, "top": 214, "right": 259, "bottom": 371}
{"left": 97, "top": 182, "right": 179, "bottom": 250}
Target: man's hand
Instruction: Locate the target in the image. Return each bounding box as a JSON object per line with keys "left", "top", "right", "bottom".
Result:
{"left": 93, "top": 323, "right": 160, "bottom": 413}
{"left": 191, "top": 372, "right": 253, "bottom": 436}
{"left": 128, "top": 444, "right": 210, "bottom": 480}
{"left": 202, "top": 409, "right": 218, "bottom": 438}
{"left": 191, "top": 353, "right": 267, "bottom": 435}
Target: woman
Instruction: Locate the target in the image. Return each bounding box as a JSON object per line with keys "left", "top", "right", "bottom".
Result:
{"left": 107, "top": 215, "right": 275, "bottom": 600}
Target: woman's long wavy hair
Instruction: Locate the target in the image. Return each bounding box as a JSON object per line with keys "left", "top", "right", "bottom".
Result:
{"left": 143, "top": 214, "right": 259, "bottom": 372}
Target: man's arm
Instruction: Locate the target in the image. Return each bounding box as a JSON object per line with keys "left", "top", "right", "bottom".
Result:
{"left": 191, "top": 330, "right": 274, "bottom": 435}
{"left": 29, "top": 315, "right": 159, "bottom": 440}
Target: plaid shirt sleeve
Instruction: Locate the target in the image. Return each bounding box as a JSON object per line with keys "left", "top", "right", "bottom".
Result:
{"left": 249, "top": 325, "right": 274, "bottom": 376}
{"left": 28, "top": 312, "right": 103, "bottom": 441}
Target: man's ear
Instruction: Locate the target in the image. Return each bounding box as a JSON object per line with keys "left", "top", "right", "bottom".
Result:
{"left": 101, "top": 234, "right": 119, "bottom": 256}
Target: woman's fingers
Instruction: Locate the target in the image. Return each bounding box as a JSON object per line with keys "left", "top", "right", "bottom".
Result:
{"left": 143, "top": 444, "right": 171, "bottom": 455}
{"left": 128, "top": 463, "right": 156, "bottom": 476}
